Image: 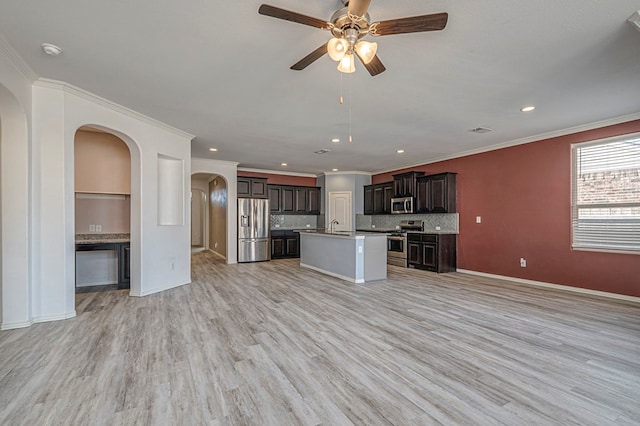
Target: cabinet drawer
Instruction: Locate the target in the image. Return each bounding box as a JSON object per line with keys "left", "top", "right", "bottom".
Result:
{"left": 421, "top": 234, "right": 438, "bottom": 243}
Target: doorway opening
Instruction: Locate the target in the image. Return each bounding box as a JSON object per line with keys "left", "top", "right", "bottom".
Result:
{"left": 191, "top": 173, "right": 228, "bottom": 260}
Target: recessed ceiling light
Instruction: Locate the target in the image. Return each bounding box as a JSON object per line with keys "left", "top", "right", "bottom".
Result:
{"left": 396, "top": 149, "right": 405, "bottom": 154}
{"left": 281, "top": 162, "right": 287, "bottom": 166}
{"left": 42, "top": 43, "right": 62, "bottom": 56}
{"left": 332, "top": 168, "right": 338, "bottom": 172}
{"left": 209, "top": 148, "right": 218, "bottom": 152}
{"left": 520, "top": 106, "right": 536, "bottom": 112}
{"left": 331, "top": 138, "right": 340, "bottom": 143}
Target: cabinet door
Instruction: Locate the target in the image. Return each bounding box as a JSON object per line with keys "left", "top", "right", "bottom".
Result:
{"left": 308, "top": 187, "right": 321, "bottom": 214}
{"left": 271, "top": 238, "right": 285, "bottom": 258}
{"left": 415, "top": 177, "right": 430, "bottom": 213}
{"left": 407, "top": 241, "right": 422, "bottom": 266}
{"left": 118, "top": 243, "right": 130, "bottom": 288}
{"left": 285, "top": 237, "right": 299, "bottom": 257}
{"left": 363, "top": 185, "right": 374, "bottom": 215}
{"left": 373, "top": 185, "right": 384, "bottom": 214}
{"left": 295, "top": 187, "right": 308, "bottom": 213}
{"left": 237, "top": 178, "right": 251, "bottom": 197}
{"left": 429, "top": 175, "right": 447, "bottom": 213}
{"left": 382, "top": 183, "right": 393, "bottom": 214}
{"left": 268, "top": 186, "right": 281, "bottom": 212}
{"left": 251, "top": 179, "right": 268, "bottom": 198}
{"left": 281, "top": 187, "right": 295, "bottom": 213}
{"left": 422, "top": 243, "right": 438, "bottom": 271}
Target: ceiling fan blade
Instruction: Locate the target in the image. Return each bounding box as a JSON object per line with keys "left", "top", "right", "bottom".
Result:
{"left": 372, "top": 12, "right": 448, "bottom": 36}
{"left": 355, "top": 52, "right": 386, "bottom": 76}
{"left": 290, "top": 43, "right": 328, "bottom": 70}
{"left": 348, "top": 0, "right": 372, "bottom": 17}
{"left": 258, "top": 4, "right": 329, "bottom": 29}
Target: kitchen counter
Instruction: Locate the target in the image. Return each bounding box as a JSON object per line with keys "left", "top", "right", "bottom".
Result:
{"left": 299, "top": 231, "right": 387, "bottom": 283}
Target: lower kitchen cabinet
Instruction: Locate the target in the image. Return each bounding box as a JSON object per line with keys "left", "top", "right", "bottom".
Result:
{"left": 271, "top": 230, "right": 300, "bottom": 259}
{"left": 407, "top": 233, "right": 456, "bottom": 273}
{"left": 118, "top": 242, "right": 130, "bottom": 288}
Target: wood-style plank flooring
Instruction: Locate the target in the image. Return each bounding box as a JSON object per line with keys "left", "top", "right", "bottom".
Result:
{"left": 1, "top": 251, "right": 639, "bottom": 425}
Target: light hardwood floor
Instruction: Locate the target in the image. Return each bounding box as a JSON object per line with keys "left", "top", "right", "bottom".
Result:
{"left": 1, "top": 251, "right": 639, "bottom": 425}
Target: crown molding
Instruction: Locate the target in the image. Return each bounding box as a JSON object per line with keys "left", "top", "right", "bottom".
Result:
{"left": 320, "top": 171, "right": 372, "bottom": 176}
{"left": 373, "top": 112, "right": 640, "bottom": 175}
{"left": 33, "top": 78, "right": 195, "bottom": 140}
{"left": 192, "top": 157, "right": 239, "bottom": 167}
{"left": 0, "top": 33, "right": 38, "bottom": 82}
{"left": 237, "top": 167, "right": 317, "bottom": 178}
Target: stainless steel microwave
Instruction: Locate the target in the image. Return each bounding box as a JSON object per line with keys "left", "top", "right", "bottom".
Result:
{"left": 391, "top": 196, "right": 414, "bottom": 214}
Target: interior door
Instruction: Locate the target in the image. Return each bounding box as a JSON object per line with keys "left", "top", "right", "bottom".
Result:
{"left": 328, "top": 191, "right": 352, "bottom": 232}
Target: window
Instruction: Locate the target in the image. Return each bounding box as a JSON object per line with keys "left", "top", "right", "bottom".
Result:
{"left": 571, "top": 133, "right": 640, "bottom": 253}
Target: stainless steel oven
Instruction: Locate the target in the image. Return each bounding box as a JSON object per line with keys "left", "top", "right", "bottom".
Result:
{"left": 387, "top": 220, "right": 423, "bottom": 267}
{"left": 387, "top": 234, "right": 407, "bottom": 266}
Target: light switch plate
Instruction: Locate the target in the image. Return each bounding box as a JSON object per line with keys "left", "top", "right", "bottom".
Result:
{"left": 476, "top": 216, "right": 482, "bottom": 224}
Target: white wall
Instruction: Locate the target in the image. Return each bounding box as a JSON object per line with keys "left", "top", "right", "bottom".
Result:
{"left": 0, "top": 36, "right": 33, "bottom": 329}
{"left": 322, "top": 172, "right": 371, "bottom": 229}
{"left": 191, "top": 158, "right": 239, "bottom": 264}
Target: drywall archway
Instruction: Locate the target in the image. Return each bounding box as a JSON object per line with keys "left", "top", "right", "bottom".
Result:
{"left": 0, "top": 83, "right": 30, "bottom": 329}
{"left": 191, "top": 158, "right": 239, "bottom": 264}
{"left": 73, "top": 124, "right": 142, "bottom": 296}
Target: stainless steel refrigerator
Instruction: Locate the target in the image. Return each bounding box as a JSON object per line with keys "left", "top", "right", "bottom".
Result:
{"left": 238, "top": 198, "right": 270, "bottom": 262}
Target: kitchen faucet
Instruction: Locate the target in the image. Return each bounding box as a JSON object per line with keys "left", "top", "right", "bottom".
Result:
{"left": 329, "top": 219, "right": 339, "bottom": 233}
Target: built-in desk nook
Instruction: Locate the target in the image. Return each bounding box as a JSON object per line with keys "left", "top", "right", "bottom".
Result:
{"left": 75, "top": 234, "right": 130, "bottom": 289}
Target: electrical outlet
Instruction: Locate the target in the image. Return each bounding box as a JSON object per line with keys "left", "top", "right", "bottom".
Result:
{"left": 520, "top": 258, "right": 527, "bottom": 267}
{"left": 435, "top": 226, "right": 441, "bottom": 231}
{"left": 306, "top": 224, "right": 311, "bottom": 228}
{"left": 89, "top": 224, "right": 96, "bottom": 232}
{"left": 371, "top": 224, "right": 376, "bottom": 229}
{"left": 476, "top": 216, "right": 482, "bottom": 224}
{"left": 95, "top": 225, "right": 102, "bottom": 232}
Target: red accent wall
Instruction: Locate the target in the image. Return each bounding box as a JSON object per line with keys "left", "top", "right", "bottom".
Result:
{"left": 237, "top": 171, "right": 317, "bottom": 186}
{"left": 374, "top": 120, "right": 640, "bottom": 297}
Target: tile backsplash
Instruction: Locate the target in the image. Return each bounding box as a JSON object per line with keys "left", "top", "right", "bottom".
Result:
{"left": 356, "top": 213, "right": 459, "bottom": 234}
{"left": 270, "top": 214, "right": 323, "bottom": 230}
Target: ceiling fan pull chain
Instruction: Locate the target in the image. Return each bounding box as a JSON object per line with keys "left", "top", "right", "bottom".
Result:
{"left": 349, "top": 73, "right": 353, "bottom": 143}
{"left": 340, "top": 72, "right": 344, "bottom": 104}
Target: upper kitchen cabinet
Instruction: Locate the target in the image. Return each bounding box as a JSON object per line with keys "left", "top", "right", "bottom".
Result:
{"left": 75, "top": 129, "right": 131, "bottom": 194}
{"left": 237, "top": 177, "right": 268, "bottom": 198}
{"left": 392, "top": 171, "right": 424, "bottom": 197}
{"left": 363, "top": 181, "right": 393, "bottom": 215}
{"left": 416, "top": 172, "right": 457, "bottom": 213}
{"left": 268, "top": 185, "right": 320, "bottom": 214}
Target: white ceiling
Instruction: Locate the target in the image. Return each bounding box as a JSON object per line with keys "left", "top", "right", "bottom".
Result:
{"left": 1, "top": 0, "right": 639, "bottom": 175}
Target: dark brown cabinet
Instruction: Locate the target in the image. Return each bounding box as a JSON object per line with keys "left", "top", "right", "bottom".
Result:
{"left": 363, "top": 181, "right": 393, "bottom": 215}
{"left": 407, "top": 233, "right": 456, "bottom": 273}
{"left": 415, "top": 173, "right": 457, "bottom": 213}
{"left": 118, "top": 243, "right": 130, "bottom": 288}
{"left": 271, "top": 230, "right": 299, "bottom": 259}
{"left": 393, "top": 171, "right": 424, "bottom": 197}
{"left": 268, "top": 185, "right": 320, "bottom": 214}
{"left": 237, "top": 177, "right": 268, "bottom": 198}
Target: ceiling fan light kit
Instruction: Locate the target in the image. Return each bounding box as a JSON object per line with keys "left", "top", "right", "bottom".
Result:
{"left": 258, "top": 0, "right": 448, "bottom": 76}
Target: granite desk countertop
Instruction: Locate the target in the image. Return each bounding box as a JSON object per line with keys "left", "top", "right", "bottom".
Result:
{"left": 75, "top": 233, "right": 131, "bottom": 244}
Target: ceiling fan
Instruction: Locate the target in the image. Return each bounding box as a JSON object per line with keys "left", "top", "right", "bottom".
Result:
{"left": 258, "top": 0, "right": 448, "bottom": 76}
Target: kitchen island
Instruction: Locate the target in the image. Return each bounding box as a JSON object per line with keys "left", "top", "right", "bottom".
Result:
{"left": 299, "top": 231, "right": 387, "bottom": 283}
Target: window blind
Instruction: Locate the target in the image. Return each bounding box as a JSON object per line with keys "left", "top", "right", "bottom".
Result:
{"left": 571, "top": 133, "right": 640, "bottom": 253}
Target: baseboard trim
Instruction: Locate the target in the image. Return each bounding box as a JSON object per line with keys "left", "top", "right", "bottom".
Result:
{"left": 33, "top": 311, "right": 77, "bottom": 324}
{"left": 456, "top": 269, "right": 640, "bottom": 303}
{"left": 1, "top": 319, "right": 35, "bottom": 331}
{"left": 134, "top": 280, "right": 190, "bottom": 297}
{"left": 300, "top": 263, "right": 364, "bottom": 283}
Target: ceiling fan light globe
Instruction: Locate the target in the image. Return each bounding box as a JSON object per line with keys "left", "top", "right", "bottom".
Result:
{"left": 327, "top": 37, "right": 348, "bottom": 61}
{"left": 355, "top": 41, "right": 377, "bottom": 64}
{"left": 337, "top": 53, "right": 356, "bottom": 73}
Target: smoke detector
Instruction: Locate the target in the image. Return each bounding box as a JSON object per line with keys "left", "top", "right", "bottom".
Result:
{"left": 42, "top": 43, "right": 62, "bottom": 56}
